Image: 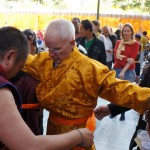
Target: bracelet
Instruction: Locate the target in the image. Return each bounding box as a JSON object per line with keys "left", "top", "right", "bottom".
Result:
{"left": 76, "top": 129, "right": 83, "bottom": 146}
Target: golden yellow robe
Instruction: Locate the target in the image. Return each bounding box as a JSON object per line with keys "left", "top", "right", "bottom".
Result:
{"left": 24, "top": 46, "right": 150, "bottom": 150}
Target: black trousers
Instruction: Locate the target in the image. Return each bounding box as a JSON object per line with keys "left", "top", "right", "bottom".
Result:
{"left": 106, "top": 61, "right": 113, "bottom": 70}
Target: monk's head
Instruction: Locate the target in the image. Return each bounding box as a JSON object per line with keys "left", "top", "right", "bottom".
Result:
{"left": 0, "top": 26, "right": 29, "bottom": 79}
{"left": 44, "top": 18, "right": 75, "bottom": 66}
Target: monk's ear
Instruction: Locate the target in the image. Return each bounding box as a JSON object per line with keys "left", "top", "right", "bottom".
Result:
{"left": 4, "top": 50, "right": 17, "bottom": 65}
{"left": 70, "top": 40, "right": 75, "bottom": 46}
{"left": 70, "top": 40, "right": 76, "bottom": 50}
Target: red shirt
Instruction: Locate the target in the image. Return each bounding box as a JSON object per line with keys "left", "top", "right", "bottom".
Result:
{"left": 114, "top": 40, "right": 139, "bottom": 70}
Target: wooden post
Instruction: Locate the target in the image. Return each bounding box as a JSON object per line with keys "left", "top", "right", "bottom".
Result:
{"left": 97, "top": 0, "right": 100, "bottom": 20}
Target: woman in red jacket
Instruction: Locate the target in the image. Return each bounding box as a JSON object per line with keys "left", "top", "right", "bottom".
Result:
{"left": 113, "top": 23, "right": 139, "bottom": 120}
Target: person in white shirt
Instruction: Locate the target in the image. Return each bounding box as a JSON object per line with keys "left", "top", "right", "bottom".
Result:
{"left": 102, "top": 26, "right": 117, "bottom": 70}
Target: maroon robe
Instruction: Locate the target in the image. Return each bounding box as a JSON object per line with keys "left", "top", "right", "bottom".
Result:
{"left": 10, "top": 71, "right": 43, "bottom": 135}
{"left": 0, "top": 65, "right": 22, "bottom": 149}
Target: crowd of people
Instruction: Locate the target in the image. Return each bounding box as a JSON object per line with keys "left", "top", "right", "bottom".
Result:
{"left": 0, "top": 17, "right": 150, "bottom": 150}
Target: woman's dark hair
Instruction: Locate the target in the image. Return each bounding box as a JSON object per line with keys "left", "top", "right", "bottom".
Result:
{"left": 92, "top": 20, "right": 100, "bottom": 27}
{"left": 92, "top": 20, "right": 101, "bottom": 33}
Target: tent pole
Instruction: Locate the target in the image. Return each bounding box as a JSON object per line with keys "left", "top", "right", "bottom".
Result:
{"left": 96, "top": 0, "right": 100, "bottom": 20}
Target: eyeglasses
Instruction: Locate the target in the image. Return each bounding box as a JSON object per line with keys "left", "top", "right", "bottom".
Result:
{"left": 48, "top": 41, "right": 71, "bottom": 54}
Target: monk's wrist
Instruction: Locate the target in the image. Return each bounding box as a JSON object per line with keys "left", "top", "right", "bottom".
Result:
{"left": 76, "top": 129, "right": 83, "bottom": 146}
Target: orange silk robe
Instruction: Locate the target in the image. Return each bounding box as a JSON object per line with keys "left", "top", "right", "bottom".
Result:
{"left": 23, "top": 46, "right": 150, "bottom": 150}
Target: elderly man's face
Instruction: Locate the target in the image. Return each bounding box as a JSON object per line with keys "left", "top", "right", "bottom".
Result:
{"left": 45, "top": 34, "right": 73, "bottom": 65}
{"left": 102, "top": 27, "right": 110, "bottom": 37}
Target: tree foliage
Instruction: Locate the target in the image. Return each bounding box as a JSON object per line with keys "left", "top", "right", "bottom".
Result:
{"left": 51, "top": 0, "right": 67, "bottom": 9}
{"left": 6, "top": 0, "right": 45, "bottom": 4}
{"left": 32, "top": 0, "right": 44, "bottom": 4}
{"left": 5, "top": 0, "right": 66, "bottom": 9}
{"left": 103, "top": 0, "right": 150, "bottom": 12}
{"left": 144, "top": 0, "right": 150, "bottom": 12}
{"left": 5, "top": 0, "right": 150, "bottom": 12}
